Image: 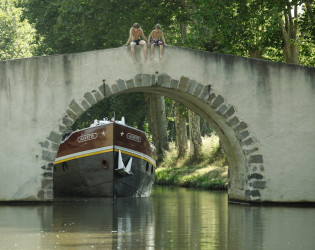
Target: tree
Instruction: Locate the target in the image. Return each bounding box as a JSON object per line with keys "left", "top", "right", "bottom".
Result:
{"left": 0, "top": 0, "right": 38, "bottom": 60}
{"left": 144, "top": 93, "right": 169, "bottom": 161}
{"left": 188, "top": 110, "right": 202, "bottom": 160}
{"left": 174, "top": 103, "right": 188, "bottom": 158}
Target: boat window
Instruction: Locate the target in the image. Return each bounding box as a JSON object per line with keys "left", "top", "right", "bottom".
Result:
{"left": 151, "top": 166, "right": 154, "bottom": 174}
{"left": 102, "top": 159, "right": 109, "bottom": 169}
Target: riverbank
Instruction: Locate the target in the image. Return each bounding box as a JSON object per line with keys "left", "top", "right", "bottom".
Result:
{"left": 155, "top": 134, "right": 228, "bottom": 190}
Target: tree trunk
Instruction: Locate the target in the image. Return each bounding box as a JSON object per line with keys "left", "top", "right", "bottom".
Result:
{"left": 144, "top": 93, "right": 168, "bottom": 160}
{"left": 279, "top": 3, "right": 300, "bottom": 64}
{"left": 175, "top": 103, "right": 188, "bottom": 158}
{"left": 188, "top": 110, "right": 202, "bottom": 160}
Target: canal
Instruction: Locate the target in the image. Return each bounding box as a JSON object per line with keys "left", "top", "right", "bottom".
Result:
{"left": 0, "top": 186, "right": 314, "bottom": 249}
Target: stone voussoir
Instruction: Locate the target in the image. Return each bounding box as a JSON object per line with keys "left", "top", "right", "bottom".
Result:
{"left": 47, "top": 131, "right": 62, "bottom": 143}
{"left": 223, "top": 106, "right": 235, "bottom": 118}
{"left": 199, "top": 85, "right": 211, "bottom": 100}
{"left": 186, "top": 79, "right": 197, "bottom": 94}
{"left": 117, "top": 79, "right": 126, "bottom": 91}
{"left": 126, "top": 79, "right": 136, "bottom": 88}
{"left": 62, "top": 116, "right": 73, "bottom": 127}
{"left": 211, "top": 95, "right": 224, "bottom": 108}
{"left": 193, "top": 83, "right": 204, "bottom": 97}
{"left": 170, "top": 79, "right": 179, "bottom": 89}
{"left": 81, "top": 99, "right": 91, "bottom": 111}
{"left": 98, "top": 83, "right": 112, "bottom": 97}
{"left": 84, "top": 92, "right": 97, "bottom": 106}
{"left": 178, "top": 76, "right": 189, "bottom": 91}
{"left": 66, "top": 109, "right": 78, "bottom": 121}
{"left": 226, "top": 116, "right": 240, "bottom": 128}
{"left": 158, "top": 74, "right": 171, "bottom": 88}
{"left": 69, "top": 99, "right": 85, "bottom": 116}
{"left": 216, "top": 104, "right": 228, "bottom": 115}
{"left": 134, "top": 74, "right": 143, "bottom": 86}
{"left": 251, "top": 180, "right": 266, "bottom": 188}
{"left": 42, "top": 150, "right": 56, "bottom": 162}
{"left": 142, "top": 74, "right": 151, "bottom": 86}
{"left": 111, "top": 83, "right": 119, "bottom": 94}
{"left": 92, "top": 90, "right": 104, "bottom": 102}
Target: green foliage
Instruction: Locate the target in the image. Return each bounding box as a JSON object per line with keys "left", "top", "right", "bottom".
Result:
{"left": 72, "top": 92, "right": 148, "bottom": 132}
{"left": 155, "top": 135, "right": 228, "bottom": 190}
{"left": 0, "top": 0, "right": 38, "bottom": 60}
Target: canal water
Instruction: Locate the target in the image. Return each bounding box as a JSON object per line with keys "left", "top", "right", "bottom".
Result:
{"left": 0, "top": 186, "right": 314, "bottom": 249}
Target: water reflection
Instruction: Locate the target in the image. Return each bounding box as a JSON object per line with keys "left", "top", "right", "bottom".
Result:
{"left": 0, "top": 187, "right": 314, "bottom": 249}
{"left": 228, "top": 204, "right": 315, "bottom": 249}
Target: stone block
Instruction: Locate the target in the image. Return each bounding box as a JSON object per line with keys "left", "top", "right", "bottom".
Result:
{"left": 216, "top": 104, "right": 228, "bottom": 115}
{"left": 42, "top": 172, "right": 53, "bottom": 178}
{"left": 199, "top": 85, "right": 211, "bottom": 99}
{"left": 69, "top": 99, "right": 84, "bottom": 116}
{"left": 170, "top": 79, "right": 179, "bottom": 89}
{"left": 158, "top": 74, "right": 171, "bottom": 88}
{"left": 186, "top": 80, "right": 197, "bottom": 94}
{"left": 92, "top": 90, "right": 103, "bottom": 102}
{"left": 84, "top": 92, "right": 97, "bottom": 106}
{"left": 193, "top": 84, "right": 204, "bottom": 96}
{"left": 41, "top": 179, "right": 53, "bottom": 189}
{"left": 143, "top": 74, "right": 151, "bottom": 86}
{"left": 81, "top": 100, "right": 90, "bottom": 110}
{"left": 126, "top": 79, "right": 135, "bottom": 88}
{"left": 59, "top": 125, "right": 68, "bottom": 133}
{"left": 42, "top": 150, "right": 56, "bottom": 162}
{"left": 134, "top": 74, "right": 143, "bottom": 86}
{"left": 223, "top": 106, "right": 235, "bottom": 118}
{"left": 211, "top": 95, "right": 224, "bottom": 108}
{"left": 250, "top": 190, "right": 261, "bottom": 197}
{"left": 62, "top": 116, "right": 73, "bottom": 127}
{"left": 117, "top": 79, "right": 126, "bottom": 90}
{"left": 47, "top": 131, "right": 62, "bottom": 143}
{"left": 98, "top": 83, "right": 112, "bottom": 97}
{"left": 50, "top": 143, "right": 59, "bottom": 152}
{"left": 252, "top": 181, "right": 266, "bottom": 188}
{"left": 248, "top": 155, "right": 263, "bottom": 163}
{"left": 39, "top": 141, "right": 49, "bottom": 149}
{"left": 234, "top": 122, "right": 248, "bottom": 133}
{"left": 208, "top": 93, "right": 216, "bottom": 102}
{"left": 111, "top": 83, "right": 119, "bottom": 94}
{"left": 247, "top": 172, "right": 264, "bottom": 180}
{"left": 236, "top": 130, "right": 249, "bottom": 141}
{"left": 178, "top": 76, "right": 189, "bottom": 91}
{"left": 227, "top": 116, "right": 240, "bottom": 127}
{"left": 243, "top": 147, "right": 259, "bottom": 155}
{"left": 242, "top": 137, "right": 254, "bottom": 146}
{"left": 150, "top": 75, "right": 156, "bottom": 86}
{"left": 66, "top": 109, "right": 78, "bottom": 120}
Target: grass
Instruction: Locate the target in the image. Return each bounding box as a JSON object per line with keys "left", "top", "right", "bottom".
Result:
{"left": 155, "top": 134, "right": 228, "bottom": 190}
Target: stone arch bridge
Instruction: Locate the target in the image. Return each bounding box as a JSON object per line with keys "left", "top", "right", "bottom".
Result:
{"left": 0, "top": 46, "right": 314, "bottom": 203}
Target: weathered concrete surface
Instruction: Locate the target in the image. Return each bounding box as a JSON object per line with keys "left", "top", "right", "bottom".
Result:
{"left": 0, "top": 46, "right": 314, "bottom": 202}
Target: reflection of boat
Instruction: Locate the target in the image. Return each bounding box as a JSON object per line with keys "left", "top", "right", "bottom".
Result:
{"left": 53, "top": 117, "right": 156, "bottom": 197}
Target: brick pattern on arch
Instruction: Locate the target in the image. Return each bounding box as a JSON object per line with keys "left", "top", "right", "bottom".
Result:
{"left": 39, "top": 73, "right": 266, "bottom": 202}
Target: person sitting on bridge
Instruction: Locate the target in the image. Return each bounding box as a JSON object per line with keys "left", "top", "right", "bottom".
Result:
{"left": 125, "top": 23, "right": 148, "bottom": 63}
{"left": 148, "top": 24, "right": 167, "bottom": 59}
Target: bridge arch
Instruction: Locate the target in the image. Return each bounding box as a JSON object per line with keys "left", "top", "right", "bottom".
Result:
{"left": 1, "top": 46, "right": 314, "bottom": 203}
{"left": 40, "top": 73, "right": 266, "bottom": 203}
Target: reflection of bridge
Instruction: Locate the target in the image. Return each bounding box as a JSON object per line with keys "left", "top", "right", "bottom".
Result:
{"left": 0, "top": 46, "right": 314, "bottom": 203}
